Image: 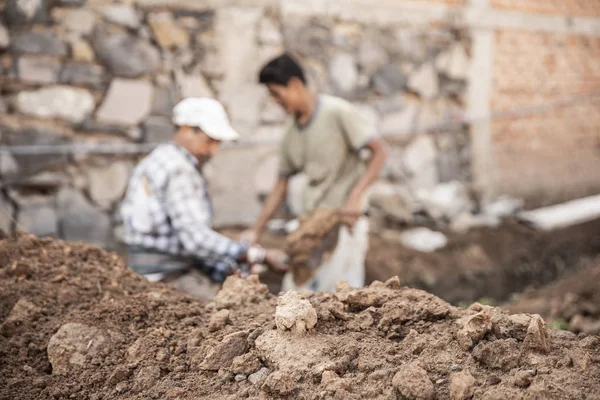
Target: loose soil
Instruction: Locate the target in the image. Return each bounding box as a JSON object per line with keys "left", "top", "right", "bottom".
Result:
{"left": 1, "top": 233, "right": 600, "bottom": 399}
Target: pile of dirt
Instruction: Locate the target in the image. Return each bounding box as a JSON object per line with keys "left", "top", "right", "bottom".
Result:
{"left": 1, "top": 234, "right": 600, "bottom": 400}
{"left": 505, "top": 261, "right": 600, "bottom": 335}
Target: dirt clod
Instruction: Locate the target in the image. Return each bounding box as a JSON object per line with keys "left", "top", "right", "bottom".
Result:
{"left": 523, "top": 315, "right": 550, "bottom": 353}
{"left": 275, "top": 291, "right": 317, "bottom": 335}
{"left": 392, "top": 362, "right": 435, "bottom": 400}
{"left": 209, "top": 309, "right": 230, "bottom": 332}
{"left": 230, "top": 352, "right": 262, "bottom": 375}
{"left": 262, "top": 370, "right": 296, "bottom": 396}
{"left": 199, "top": 331, "right": 248, "bottom": 371}
{"left": 450, "top": 369, "right": 476, "bottom": 400}
{"left": 458, "top": 310, "right": 493, "bottom": 349}
{"left": 248, "top": 367, "right": 270, "bottom": 386}
{"left": 46, "top": 323, "right": 110, "bottom": 375}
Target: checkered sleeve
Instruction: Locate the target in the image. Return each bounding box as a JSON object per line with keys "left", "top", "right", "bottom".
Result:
{"left": 165, "top": 168, "right": 247, "bottom": 265}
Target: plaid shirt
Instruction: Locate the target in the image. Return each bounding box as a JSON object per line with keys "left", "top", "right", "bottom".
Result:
{"left": 120, "top": 142, "right": 247, "bottom": 282}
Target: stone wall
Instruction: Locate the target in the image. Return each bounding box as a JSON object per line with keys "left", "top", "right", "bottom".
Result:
{"left": 0, "top": 0, "right": 471, "bottom": 246}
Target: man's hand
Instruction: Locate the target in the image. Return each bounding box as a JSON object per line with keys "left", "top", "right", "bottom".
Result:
{"left": 341, "top": 193, "right": 363, "bottom": 227}
{"left": 263, "top": 249, "right": 290, "bottom": 272}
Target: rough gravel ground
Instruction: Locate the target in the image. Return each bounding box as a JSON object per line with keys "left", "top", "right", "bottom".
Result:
{"left": 1, "top": 233, "right": 599, "bottom": 400}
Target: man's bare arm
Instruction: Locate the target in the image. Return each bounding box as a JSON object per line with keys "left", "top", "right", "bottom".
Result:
{"left": 343, "top": 137, "right": 388, "bottom": 214}
{"left": 250, "top": 176, "right": 289, "bottom": 243}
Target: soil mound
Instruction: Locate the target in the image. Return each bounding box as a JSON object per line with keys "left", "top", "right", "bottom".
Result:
{"left": 505, "top": 260, "right": 600, "bottom": 335}
{"left": 1, "top": 234, "right": 599, "bottom": 399}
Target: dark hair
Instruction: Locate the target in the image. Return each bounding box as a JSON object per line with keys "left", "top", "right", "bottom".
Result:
{"left": 258, "top": 53, "right": 306, "bottom": 86}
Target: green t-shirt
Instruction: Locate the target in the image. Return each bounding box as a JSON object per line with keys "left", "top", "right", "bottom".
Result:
{"left": 279, "top": 94, "right": 375, "bottom": 214}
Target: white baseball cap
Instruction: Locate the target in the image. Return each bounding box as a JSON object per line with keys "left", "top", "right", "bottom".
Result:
{"left": 172, "top": 97, "right": 240, "bottom": 141}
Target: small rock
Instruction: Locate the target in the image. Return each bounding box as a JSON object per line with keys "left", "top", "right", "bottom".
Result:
{"left": 329, "top": 52, "right": 358, "bottom": 93}
{"left": 55, "top": 0, "right": 86, "bottom": 6}
{"left": 133, "top": 366, "right": 160, "bottom": 391}
{"left": 275, "top": 291, "right": 318, "bottom": 335}
{"left": 404, "top": 135, "right": 438, "bottom": 190}
{"left": 16, "top": 86, "right": 95, "bottom": 123}
{"left": 248, "top": 367, "right": 270, "bottom": 386}
{"left": 450, "top": 369, "right": 476, "bottom": 400}
{"left": 1, "top": 299, "right": 41, "bottom": 336}
{"left": 408, "top": 62, "right": 439, "bottom": 99}
{"left": 259, "top": 18, "right": 282, "bottom": 45}
{"left": 380, "top": 103, "right": 418, "bottom": 137}
{"left": 151, "top": 86, "right": 176, "bottom": 117}
{"left": 18, "top": 201, "right": 58, "bottom": 237}
{"left": 71, "top": 40, "right": 95, "bottom": 63}
{"left": 148, "top": 12, "right": 189, "bottom": 49}
{"left": 458, "top": 310, "right": 493, "bottom": 350}
{"left": 143, "top": 116, "right": 174, "bottom": 143}
{"left": 92, "top": 31, "right": 160, "bottom": 78}
{"left": 472, "top": 339, "right": 521, "bottom": 372}
{"left": 262, "top": 370, "right": 296, "bottom": 396}
{"left": 176, "top": 73, "right": 214, "bottom": 98}
{"left": 107, "top": 365, "right": 131, "bottom": 385}
{"left": 213, "top": 274, "right": 270, "bottom": 310}
{"left": 392, "top": 362, "right": 435, "bottom": 400}
{"left": 417, "top": 181, "right": 474, "bottom": 221}
{"left": 234, "top": 374, "right": 247, "bottom": 382}
{"left": 209, "top": 309, "right": 230, "bottom": 332}
{"left": 102, "top": 5, "right": 140, "bottom": 29}
{"left": 0, "top": 24, "right": 9, "bottom": 50}
{"left": 373, "top": 64, "right": 407, "bottom": 95}
{"left": 86, "top": 161, "right": 131, "bottom": 209}
{"left": 399, "top": 227, "right": 447, "bottom": 253}
{"left": 4, "top": 0, "right": 49, "bottom": 26}
{"left": 513, "top": 370, "right": 534, "bottom": 388}
{"left": 483, "top": 195, "right": 523, "bottom": 218}
{"left": 96, "top": 79, "right": 154, "bottom": 126}
{"left": 63, "top": 9, "right": 96, "bottom": 34}
{"left": 1, "top": 127, "right": 69, "bottom": 175}
{"left": 47, "top": 323, "right": 109, "bottom": 375}
{"left": 17, "top": 56, "right": 61, "bottom": 84}
{"left": 321, "top": 370, "right": 339, "bottom": 386}
{"left": 59, "top": 62, "right": 105, "bottom": 89}
{"left": 11, "top": 31, "right": 67, "bottom": 56}
{"left": 436, "top": 44, "right": 469, "bottom": 80}
{"left": 450, "top": 213, "right": 500, "bottom": 234}
{"left": 57, "top": 187, "right": 111, "bottom": 245}
{"left": 451, "top": 364, "right": 462, "bottom": 372}
{"left": 231, "top": 353, "right": 262, "bottom": 375}
{"left": 199, "top": 331, "right": 248, "bottom": 371}
{"left": 358, "top": 38, "right": 388, "bottom": 75}
{"left": 524, "top": 315, "right": 550, "bottom": 353}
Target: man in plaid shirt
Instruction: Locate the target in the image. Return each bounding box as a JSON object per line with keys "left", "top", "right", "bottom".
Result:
{"left": 120, "top": 97, "right": 287, "bottom": 296}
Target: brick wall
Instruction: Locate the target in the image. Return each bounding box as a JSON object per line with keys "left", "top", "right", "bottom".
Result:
{"left": 491, "top": 0, "right": 600, "bottom": 18}
{"left": 490, "top": 30, "right": 600, "bottom": 206}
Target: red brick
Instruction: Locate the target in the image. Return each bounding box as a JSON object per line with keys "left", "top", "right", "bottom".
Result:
{"left": 489, "top": 30, "right": 600, "bottom": 206}
{"left": 492, "top": 0, "right": 600, "bottom": 18}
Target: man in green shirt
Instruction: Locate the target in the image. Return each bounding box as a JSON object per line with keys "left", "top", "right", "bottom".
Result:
{"left": 244, "top": 53, "right": 388, "bottom": 292}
